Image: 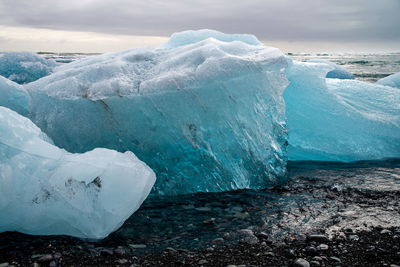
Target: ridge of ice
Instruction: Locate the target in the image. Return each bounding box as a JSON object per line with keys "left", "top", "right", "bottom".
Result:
{"left": 377, "top": 72, "right": 400, "bottom": 88}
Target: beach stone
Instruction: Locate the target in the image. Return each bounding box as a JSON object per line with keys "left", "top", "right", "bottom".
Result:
{"left": 294, "top": 258, "right": 310, "bottom": 267}
{"left": 307, "top": 234, "right": 328, "bottom": 242}
{"left": 329, "top": 256, "right": 341, "bottom": 263}
{"left": 37, "top": 254, "right": 53, "bottom": 262}
{"left": 198, "top": 259, "right": 208, "bottom": 265}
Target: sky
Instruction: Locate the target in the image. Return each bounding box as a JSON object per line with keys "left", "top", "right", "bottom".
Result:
{"left": 0, "top": 0, "right": 399, "bottom": 53}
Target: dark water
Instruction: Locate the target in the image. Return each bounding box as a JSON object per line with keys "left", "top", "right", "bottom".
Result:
{"left": 110, "top": 159, "right": 400, "bottom": 252}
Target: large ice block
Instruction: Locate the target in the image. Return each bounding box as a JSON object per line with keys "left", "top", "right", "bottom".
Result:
{"left": 26, "top": 30, "right": 288, "bottom": 195}
{"left": 284, "top": 61, "right": 400, "bottom": 161}
{"left": 0, "top": 106, "right": 155, "bottom": 239}
{"left": 0, "top": 52, "right": 56, "bottom": 84}
{"left": 308, "top": 59, "right": 354, "bottom": 79}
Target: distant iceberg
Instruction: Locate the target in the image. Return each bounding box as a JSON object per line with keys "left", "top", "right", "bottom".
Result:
{"left": 377, "top": 72, "right": 400, "bottom": 88}
{"left": 285, "top": 60, "right": 400, "bottom": 161}
{"left": 0, "top": 106, "right": 155, "bottom": 239}
{"left": 26, "top": 30, "right": 288, "bottom": 196}
{"left": 308, "top": 59, "right": 354, "bottom": 79}
{"left": 0, "top": 52, "right": 56, "bottom": 84}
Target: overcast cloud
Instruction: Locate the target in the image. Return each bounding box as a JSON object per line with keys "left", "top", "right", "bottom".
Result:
{"left": 0, "top": 0, "right": 399, "bottom": 42}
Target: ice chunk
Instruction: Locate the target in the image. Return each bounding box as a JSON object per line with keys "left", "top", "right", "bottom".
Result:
{"left": 377, "top": 72, "right": 400, "bottom": 88}
{"left": 0, "top": 52, "right": 56, "bottom": 84}
{"left": 0, "top": 106, "right": 155, "bottom": 239}
{"left": 161, "top": 29, "right": 263, "bottom": 49}
{"left": 0, "top": 76, "right": 30, "bottom": 116}
{"left": 26, "top": 30, "right": 288, "bottom": 196}
{"left": 284, "top": 60, "right": 400, "bottom": 161}
{"left": 308, "top": 59, "right": 354, "bottom": 79}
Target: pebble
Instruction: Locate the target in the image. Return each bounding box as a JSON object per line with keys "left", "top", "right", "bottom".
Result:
{"left": 0, "top": 263, "right": 9, "bottom": 267}
{"left": 238, "top": 229, "right": 259, "bottom": 245}
{"left": 305, "top": 246, "right": 318, "bottom": 256}
{"left": 348, "top": 235, "right": 359, "bottom": 241}
{"left": 198, "top": 259, "right": 208, "bottom": 265}
{"left": 100, "top": 248, "right": 114, "bottom": 256}
{"left": 285, "top": 249, "right": 297, "bottom": 259}
{"left": 307, "top": 234, "right": 328, "bottom": 242}
{"left": 114, "top": 247, "right": 127, "bottom": 256}
{"left": 49, "top": 261, "right": 57, "bottom": 267}
{"left": 265, "top": 252, "right": 275, "bottom": 257}
{"left": 312, "top": 256, "right": 323, "bottom": 261}
{"left": 129, "top": 244, "right": 147, "bottom": 249}
{"left": 317, "top": 244, "right": 329, "bottom": 251}
{"left": 116, "top": 259, "right": 128, "bottom": 264}
{"left": 380, "top": 229, "right": 391, "bottom": 234}
{"left": 212, "top": 238, "right": 224, "bottom": 244}
{"left": 37, "top": 254, "right": 53, "bottom": 262}
{"left": 309, "top": 261, "right": 320, "bottom": 266}
{"left": 329, "top": 256, "right": 341, "bottom": 263}
{"left": 294, "top": 258, "right": 310, "bottom": 267}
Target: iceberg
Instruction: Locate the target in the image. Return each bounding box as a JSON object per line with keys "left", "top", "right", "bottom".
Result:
{"left": 0, "top": 76, "right": 30, "bottom": 116}
{"left": 377, "top": 72, "right": 400, "bottom": 88}
{"left": 26, "top": 30, "right": 288, "bottom": 196}
{"left": 285, "top": 60, "right": 400, "bottom": 161}
{"left": 308, "top": 59, "right": 354, "bottom": 79}
{"left": 0, "top": 106, "right": 155, "bottom": 239}
{"left": 0, "top": 52, "right": 56, "bottom": 84}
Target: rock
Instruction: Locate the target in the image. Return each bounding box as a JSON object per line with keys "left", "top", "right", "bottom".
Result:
{"left": 307, "top": 234, "right": 328, "bottom": 242}
{"left": 380, "top": 229, "right": 391, "bottom": 234}
{"left": 37, "top": 254, "right": 53, "bottom": 262}
{"left": 49, "top": 261, "right": 57, "bottom": 267}
{"left": 309, "top": 261, "right": 320, "bottom": 266}
{"left": 116, "top": 259, "right": 128, "bottom": 264}
{"left": 165, "top": 247, "right": 177, "bottom": 253}
{"left": 285, "top": 249, "right": 297, "bottom": 259}
{"left": 329, "top": 256, "right": 341, "bottom": 263}
{"left": 312, "top": 256, "right": 323, "bottom": 261}
{"left": 128, "top": 244, "right": 147, "bottom": 249}
{"left": 348, "top": 235, "right": 359, "bottom": 241}
{"left": 0, "top": 263, "right": 9, "bottom": 267}
{"left": 305, "top": 246, "right": 318, "bottom": 256}
{"left": 53, "top": 252, "right": 62, "bottom": 260}
{"left": 114, "top": 247, "right": 127, "bottom": 256}
{"left": 257, "top": 232, "right": 269, "bottom": 240}
{"left": 238, "top": 229, "right": 259, "bottom": 245}
{"left": 212, "top": 238, "right": 225, "bottom": 244}
{"left": 317, "top": 244, "right": 329, "bottom": 251}
{"left": 265, "top": 252, "right": 275, "bottom": 257}
{"left": 198, "top": 259, "right": 208, "bottom": 265}
{"left": 100, "top": 248, "right": 114, "bottom": 256}
{"left": 294, "top": 258, "right": 310, "bottom": 267}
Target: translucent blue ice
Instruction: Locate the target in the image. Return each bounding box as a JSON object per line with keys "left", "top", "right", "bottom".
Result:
{"left": 308, "top": 59, "right": 354, "bottom": 79}
{"left": 0, "top": 52, "right": 56, "bottom": 84}
{"left": 285, "top": 60, "right": 400, "bottom": 161}
{"left": 0, "top": 76, "right": 30, "bottom": 116}
{"left": 0, "top": 106, "right": 155, "bottom": 239}
{"left": 26, "top": 31, "right": 288, "bottom": 196}
{"left": 377, "top": 72, "right": 400, "bottom": 88}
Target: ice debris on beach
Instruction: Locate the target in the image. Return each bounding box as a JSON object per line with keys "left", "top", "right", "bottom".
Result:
{"left": 308, "top": 59, "right": 354, "bottom": 79}
{"left": 377, "top": 72, "right": 400, "bottom": 88}
{"left": 25, "top": 30, "right": 288, "bottom": 196}
{"left": 0, "top": 52, "right": 56, "bottom": 84}
{"left": 284, "top": 60, "right": 400, "bottom": 161}
{"left": 0, "top": 75, "right": 29, "bottom": 116}
{"left": 0, "top": 106, "right": 156, "bottom": 239}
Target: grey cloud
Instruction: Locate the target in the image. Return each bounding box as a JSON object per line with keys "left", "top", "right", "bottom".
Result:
{"left": 0, "top": 0, "right": 399, "bottom": 41}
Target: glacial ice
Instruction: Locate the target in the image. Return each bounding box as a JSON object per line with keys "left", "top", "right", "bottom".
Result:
{"left": 161, "top": 29, "right": 263, "bottom": 49}
{"left": 26, "top": 31, "right": 288, "bottom": 196}
{"left": 308, "top": 59, "right": 354, "bottom": 79}
{"left": 0, "top": 76, "right": 30, "bottom": 116}
{"left": 284, "top": 60, "right": 400, "bottom": 161}
{"left": 0, "top": 52, "right": 56, "bottom": 84}
{"left": 377, "top": 72, "right": 400, "bottom": 88}
{"left": 0, "top": 106, "right": 156, "bottom": 239}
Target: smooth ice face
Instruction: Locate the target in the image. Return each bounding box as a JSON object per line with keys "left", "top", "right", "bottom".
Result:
{"left": 0, "top": 107, "right": 156, "bottom": 239}
{"left": 308, "top": 59, "right": 354, "bottom": 79}
{"left": 377, "top": 72, "right": 400, "bottom": 88}
{"left": 284, "top": 61, "right": 400, "bottom": 161}
{"left": 26, "top": 30, "right": 288, "bottom": 196}
{"left": 0, "top": 76, "right": 30, "bottom": 116}
{"left": 0, "top": 52, "right": 56, "bottom": 84}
